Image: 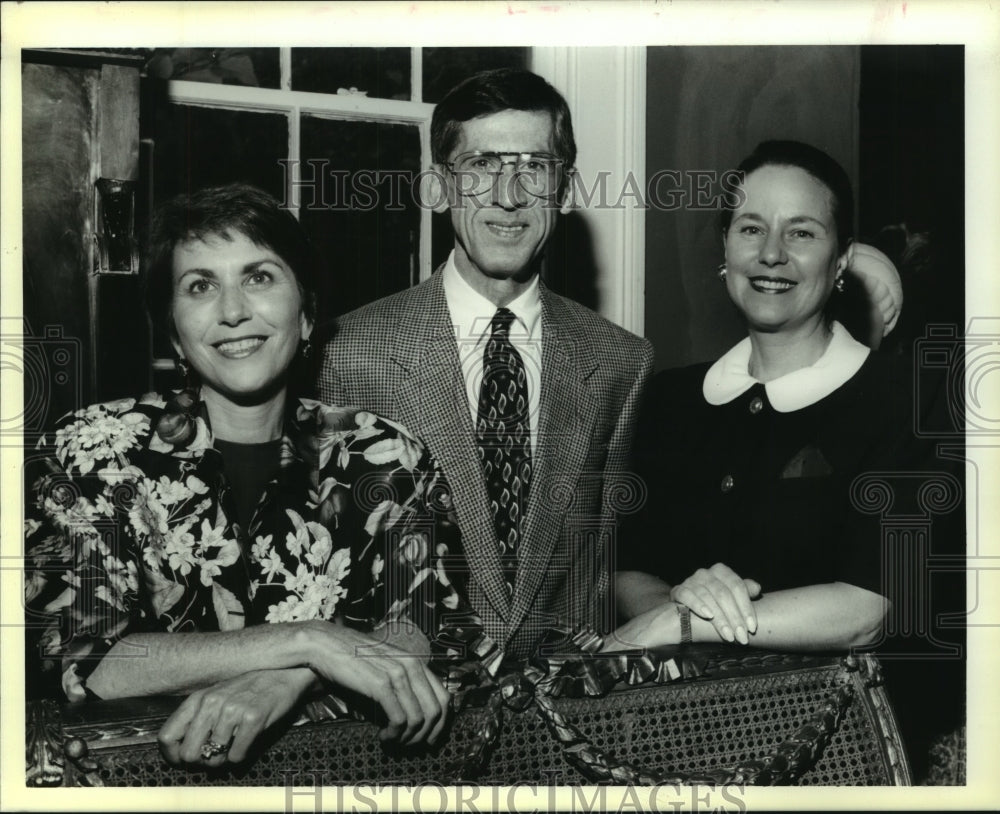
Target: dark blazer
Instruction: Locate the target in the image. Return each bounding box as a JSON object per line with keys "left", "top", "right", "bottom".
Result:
{"left": 622, "top": 350, "right": 959, "bottom": 599}
{"left": 319, "top": 270, "right": 654, "bottom": 657}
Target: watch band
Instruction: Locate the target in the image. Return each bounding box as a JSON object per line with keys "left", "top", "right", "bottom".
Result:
{"left": 676, "top": 603, "right": 692, "bottom": 644}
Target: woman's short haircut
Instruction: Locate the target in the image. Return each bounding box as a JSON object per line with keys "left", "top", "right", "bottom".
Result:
{"left": 721, "top": 140, "right": 855, "bottom": 251}
{"left": 144, "top": 184, "right": 317, "bottom": 338}
{"left": 430, "top": 68, "right": 577, "bottom": 168}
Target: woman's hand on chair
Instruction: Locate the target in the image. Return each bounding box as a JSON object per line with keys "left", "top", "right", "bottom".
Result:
{"left": 298, "top": 621, "right": 451, "bottom": 747}
{"left": 159, "top": 668, "right": 312, "bottom": 767}
{"left": 669, "top": 563, "right": 761, "bottom": 645}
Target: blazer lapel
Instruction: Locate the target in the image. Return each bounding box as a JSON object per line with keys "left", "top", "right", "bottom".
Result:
{"left": 508, "top": 285, "right": 599, "bottom": 637}
{"left": 391, "top": 273, "right": 511, "bottom": 623}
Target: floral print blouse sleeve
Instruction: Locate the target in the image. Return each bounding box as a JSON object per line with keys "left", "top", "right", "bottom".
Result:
{"left": 24, "top": 392, "right": 465, "bottom": 703}
{"left": 24, "top": 396, "right": 190, "bottom": 702}
{"left": 245, "top": 399, "right": 463, "bottom": 633}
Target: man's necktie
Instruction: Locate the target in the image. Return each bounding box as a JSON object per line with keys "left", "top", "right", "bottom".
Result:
{"left": 476, "top": 307, "right": 532, "bottom": 598}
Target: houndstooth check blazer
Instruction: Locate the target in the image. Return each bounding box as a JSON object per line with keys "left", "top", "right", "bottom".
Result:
{"left": 319, "top": 270, "right": 654, "bottom": 658}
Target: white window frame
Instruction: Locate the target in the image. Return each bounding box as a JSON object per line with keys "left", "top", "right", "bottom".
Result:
{"left": 166, "top": 46, "right": 435, "bottom": 279}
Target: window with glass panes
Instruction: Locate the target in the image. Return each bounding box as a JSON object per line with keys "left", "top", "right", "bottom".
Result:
{"left": 145, "top": 46, "right": 528, "bottom": 379}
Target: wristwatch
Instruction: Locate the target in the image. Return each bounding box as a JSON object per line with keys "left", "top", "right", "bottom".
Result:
{"left": 676, "top": 603, "right": 692, "bottom": 644}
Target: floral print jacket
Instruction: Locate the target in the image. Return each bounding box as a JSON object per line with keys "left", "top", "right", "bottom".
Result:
{"left": 24, "top": 392, "right": 465, "bottom": 703}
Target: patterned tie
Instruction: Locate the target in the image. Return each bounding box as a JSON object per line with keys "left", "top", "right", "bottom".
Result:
{"left": 476, "top": 307, "right": 532, "bottom": 598}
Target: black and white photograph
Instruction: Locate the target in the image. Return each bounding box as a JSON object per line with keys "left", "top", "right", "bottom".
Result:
{"left": 2, "top": 2, "right": 997, "bottom": 810}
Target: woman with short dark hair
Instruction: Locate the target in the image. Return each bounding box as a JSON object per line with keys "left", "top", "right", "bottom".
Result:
{"left": 24, "top": 184, "right": 452, "bottom": 767}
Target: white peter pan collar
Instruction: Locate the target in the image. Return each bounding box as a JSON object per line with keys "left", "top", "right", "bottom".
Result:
{"left": 702, "top": 321, "right": 870, "bottom": 412}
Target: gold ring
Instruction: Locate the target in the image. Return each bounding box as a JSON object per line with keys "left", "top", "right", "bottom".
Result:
{"left": 200, "top": 739, "right": 227, "bottom": 759}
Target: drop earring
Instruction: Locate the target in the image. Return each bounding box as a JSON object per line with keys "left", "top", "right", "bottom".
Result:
{"left": 717, "top": 263, "right": 727, "bottom": 281}
{"left": 834, "top": 275, "right": 845, "bottom": 293}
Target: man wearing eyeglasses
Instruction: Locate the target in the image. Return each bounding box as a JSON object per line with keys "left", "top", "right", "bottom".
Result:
{"left": 320, "top": 68, "right": 653, "bottom": 663}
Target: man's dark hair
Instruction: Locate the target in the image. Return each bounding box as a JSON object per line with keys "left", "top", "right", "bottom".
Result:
{"left": 720, "top": 140, "right": 855, "bottom": 251}
{"left": 144, "top": 184, "right": 317, "bottom": 339}
{"left": 431, "top": 68, "right": 577, "bottom": 167}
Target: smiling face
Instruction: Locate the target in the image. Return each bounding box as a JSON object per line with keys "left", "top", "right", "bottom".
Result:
{"left": 439, "top": 109, "right": 566, "bottom": 299}
{"left": 724, "top": 164, "right": 849, "bottom": 336}
{"left": 170, "top": 229, "right": 311, "bottom": 407}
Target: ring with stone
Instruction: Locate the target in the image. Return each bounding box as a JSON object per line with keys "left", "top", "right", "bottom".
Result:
{"left": 200, "top": 739, "right": 227, "bottom": 759}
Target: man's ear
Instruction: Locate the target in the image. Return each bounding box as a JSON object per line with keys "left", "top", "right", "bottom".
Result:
{"left": 558, "top": 168, "right": 576, "bottom": 215}
{"left": 421, "top": 165, "right": 451, "bottom": 215}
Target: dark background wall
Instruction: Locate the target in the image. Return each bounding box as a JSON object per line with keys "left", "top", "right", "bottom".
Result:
{"left": 22, "top": 56, "right": 146, "bottom": 432}
{"left": 857, "top": 45, "right": 965, "bottom": 353}
{"left": 21, "top": 62, "right": 99, "bottom": 428}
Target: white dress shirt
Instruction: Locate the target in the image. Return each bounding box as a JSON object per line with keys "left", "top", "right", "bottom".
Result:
{"left": 441, "top": 251, "right": 542, "bottom": 453}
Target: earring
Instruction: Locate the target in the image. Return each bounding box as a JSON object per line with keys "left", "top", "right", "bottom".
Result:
{"left": 717, "top": 263, "right": 727, "bottom": 281}
{"left": 834, "top": 275, "right": 845, "bottom": 293}
{"left": 175, "top": 357, "right": 197, "bottom": 394}
{"left": 299, "top": 337, "right": 313, "bottom": 360}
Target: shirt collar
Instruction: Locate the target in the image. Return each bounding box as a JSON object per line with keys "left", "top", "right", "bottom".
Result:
{"left": 702, "top": 321, "right": 870, "bottom": 412}
{"left": 441, "top": 250, "right": 541, "bottom": 342}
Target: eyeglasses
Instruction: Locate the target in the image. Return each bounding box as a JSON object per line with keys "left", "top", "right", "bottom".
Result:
{"left": 444, "top": 151, "right": 567, "bottom": 199}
